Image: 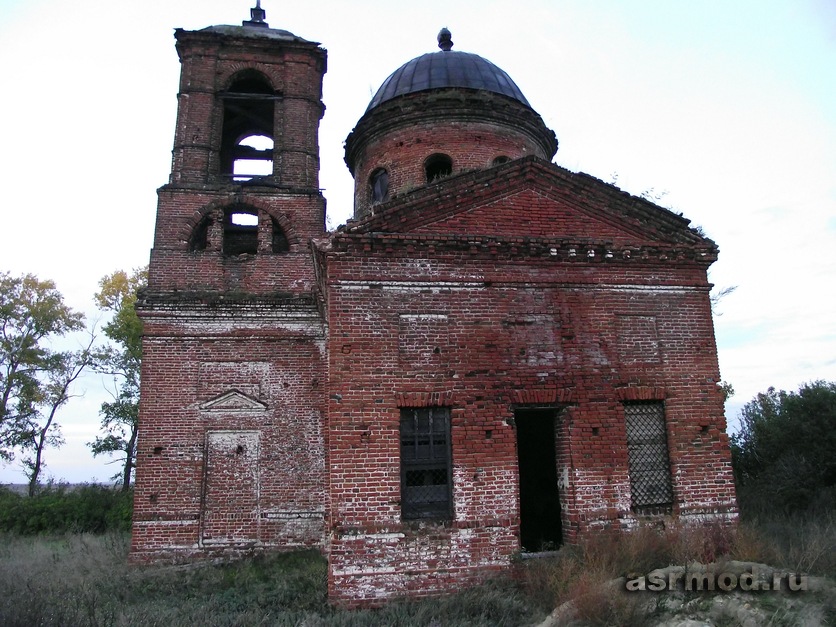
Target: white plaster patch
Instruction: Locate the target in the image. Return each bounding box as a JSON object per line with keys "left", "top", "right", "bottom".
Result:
{"left": 260, "top": 509, "right": 325, "bottom": 520}
{"left": 558, "top": 466, "right": 570, "bottom": 490}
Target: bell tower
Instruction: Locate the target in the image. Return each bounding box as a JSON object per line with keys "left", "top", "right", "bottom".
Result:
{"left": 150, "top": 1, "right": 326, "bottom": 294}
{"left": 132, "top": 4, "right": 329, "bottom": 561}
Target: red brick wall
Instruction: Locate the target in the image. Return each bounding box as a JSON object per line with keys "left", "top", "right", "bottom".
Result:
{"left": 412, "top": 187, "right": 658, "bottom": 243}
{"left": 322, "top": 239, "right": 736, "bottom": 604}
{"left": 148, "top": 188, "right": 324, "bottom": 294}
{"left": 131, "top": 316, "right": 327, "bottom": 561}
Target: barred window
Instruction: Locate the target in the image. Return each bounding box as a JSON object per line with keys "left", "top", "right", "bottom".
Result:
{"left": 624, "top": 402, "right": 673, "bottom": 513}
{"left": 400, "top": 407, "right": 452, "bottom": 520}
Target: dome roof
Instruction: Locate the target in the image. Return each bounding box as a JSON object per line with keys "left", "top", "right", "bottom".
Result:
{"left": 366, "top": 30, "right": 530, "bottom": 112}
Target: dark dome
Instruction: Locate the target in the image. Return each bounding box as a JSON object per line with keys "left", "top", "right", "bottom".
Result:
{"left": 366, "top": 50, "right": 531, "bottom": 112}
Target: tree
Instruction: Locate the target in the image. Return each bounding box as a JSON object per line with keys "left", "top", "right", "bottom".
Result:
{"left": 0, "top": 273, "right": 86, "bottom": 483}
{"left": 88, "top": 267, "right": 146, "bottom": 491}
{"left": 730, "top": 381, "right": 836, "bottom": 514}
{"left": 19, "top": 336, "right": 95, "bottom": 496}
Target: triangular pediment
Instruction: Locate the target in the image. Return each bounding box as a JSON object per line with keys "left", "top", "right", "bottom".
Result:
{"left": 199, "top": 390, "right": 267, "bottom": 412}
{"left": 413, "top": 187, "right": 651, "bottom": 243}
{"left": 341, "top": 156, "right": 710, "bottom": 249}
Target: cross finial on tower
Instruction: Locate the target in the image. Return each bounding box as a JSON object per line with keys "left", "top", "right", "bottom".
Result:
{"left": 243, "top": 1, "right": 269, "bottom": 28}
{"left": 437, "top": 28, "right": 453, "bottom": 51}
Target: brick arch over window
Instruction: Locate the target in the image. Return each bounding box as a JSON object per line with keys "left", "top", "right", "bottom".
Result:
{"left": 219, "top": 64, "right": 282, "bottom": 93}
{"left": 182, "top": 200, "right": 300, "bottom": 253}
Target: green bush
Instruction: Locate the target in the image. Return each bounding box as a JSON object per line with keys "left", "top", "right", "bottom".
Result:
{"left": 0, "top": 484, "right": 132, "bottom": 534}
{"left": 731, "top": 380, "right": 836, "bottom": 516}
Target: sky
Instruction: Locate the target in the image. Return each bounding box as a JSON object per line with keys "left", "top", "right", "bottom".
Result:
{"left": 0, "top": 0, "right": 834, "bottom": 483}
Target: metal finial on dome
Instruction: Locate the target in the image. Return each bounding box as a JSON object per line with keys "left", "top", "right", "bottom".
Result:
{"left": 243, "top": 1, "right": 269, "bottom": 27}
{"left": 437, "top": 28, "right": 453, "bottom": 51}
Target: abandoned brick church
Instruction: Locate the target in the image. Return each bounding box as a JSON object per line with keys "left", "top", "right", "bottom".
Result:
{"left": 132, "top": 4, "right": 737, "bottom": 604}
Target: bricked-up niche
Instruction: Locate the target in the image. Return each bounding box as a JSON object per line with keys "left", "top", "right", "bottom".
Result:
{"left": 398, "top": 314, "right": 449, "bottom": 368}
{"left": 504, "top": 314, "right": 561, "bottom": 367}
{"left": 617, "top": 314, "right": 661, "bottom": 365}
{"left": 135, "top": 10, "right": 737, "bottom": 608}
{"left": 202, "top": 431, "right": 260, "bottom": 545}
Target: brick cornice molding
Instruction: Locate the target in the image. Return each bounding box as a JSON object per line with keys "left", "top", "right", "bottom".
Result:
{"left": 339, "top": 156, "right": 713, "bottom": 251}
{"left": 345, "top": 91, "right": 557, "bottom": 175}
{"left": 328, "top": 232, "right": 717, "bottom": 266}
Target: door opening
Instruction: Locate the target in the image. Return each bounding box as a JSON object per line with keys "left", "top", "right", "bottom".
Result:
{"left": 516, "top": 408, "right": 563, "bottom": 552}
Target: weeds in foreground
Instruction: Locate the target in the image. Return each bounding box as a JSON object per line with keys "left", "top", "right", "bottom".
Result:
{"left": 748, "top": 512, "right": 836, "bottom": 576}
{"left": 0, "top": 533, "right": 545, "bottom": 627}
{"left": 1, "top": 513, "right": 833, "bottom": 626}
{"left": 520, "top": 512, "right": 836, "bottom": 626}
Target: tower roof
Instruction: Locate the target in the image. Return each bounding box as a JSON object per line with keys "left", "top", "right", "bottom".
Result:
{"left": 197, "top": 2, "right": 317, "bottom": 44}
{"left": 366, "top": 29, "right": 530, "bottom": 112}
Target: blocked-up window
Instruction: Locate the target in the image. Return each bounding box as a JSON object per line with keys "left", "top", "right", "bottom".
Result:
{"left": 400, "top": 407, "right": 452, "bottom": 520}
{"left": 398, "top": 313, "right": 449, "bottom": 368}
{"left": 624, "top": 401, "right": 673, "bottom": 513}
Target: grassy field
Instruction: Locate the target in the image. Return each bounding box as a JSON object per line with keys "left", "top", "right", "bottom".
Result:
{"left": 1, "top": 515, "right": 833, "bottom": 626}
{"left": 0, "top": 532, "right": 547, "bottom": 626}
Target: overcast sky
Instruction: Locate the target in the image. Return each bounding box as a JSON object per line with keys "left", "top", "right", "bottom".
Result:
{"left": 0, "top": 0, "right": 834, "bottom": 483}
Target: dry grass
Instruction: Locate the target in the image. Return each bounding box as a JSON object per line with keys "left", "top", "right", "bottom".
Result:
{"left": 0, "top": 532, "right": 545, "bottom": 627}
{"left": 519, "top": 513, "right": 836, "bottom": 626}
{"left": 745, "top": 511, "right": 836, "bottom": 576}
{"left": 1, "top": 513, "right": 833, "bottom": 626}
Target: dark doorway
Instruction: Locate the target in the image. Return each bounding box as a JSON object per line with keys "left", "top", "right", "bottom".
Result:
{"left": 516, "top": 408, "right": 563, "bottom": 551}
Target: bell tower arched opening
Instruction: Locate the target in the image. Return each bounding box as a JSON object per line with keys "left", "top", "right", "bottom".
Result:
{"left": 220, "top": 73, "right": 277, "bottom": 180}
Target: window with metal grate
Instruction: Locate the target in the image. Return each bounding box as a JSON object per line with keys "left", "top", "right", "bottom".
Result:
{"left": 624, "top": 401, "right": 673, "bottom": 514}
{"left": 400, "top": 407, "right": 452, "bottom": 520}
